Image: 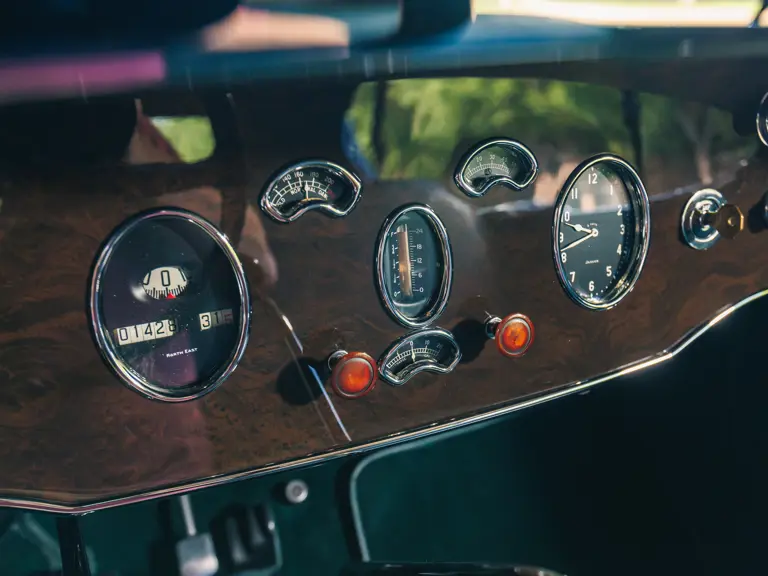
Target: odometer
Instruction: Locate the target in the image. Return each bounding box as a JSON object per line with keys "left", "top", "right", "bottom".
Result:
{"left": 553, "top": 155, "right": 650, "bottom": 310}
{"left": 89, "top": 209, "right": 250, "bottom": 401}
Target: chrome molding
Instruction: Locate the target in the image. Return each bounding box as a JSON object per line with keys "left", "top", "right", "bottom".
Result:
{"left": 375, "top": 203, "right": 453, "bottom": 329}
{"left": 378, "top": 327, "right": 462, "bottom": 386}
{"left": 5, "top": 288, "right": 768, "bottom": 514}
{"left": 454, "top": 137, "right": 539, "bottom": 197}
{"left": 552, "top": 153, "right": 651, "bottom": 311}
{"left": 757, "top": 92, "right": 768, "bottom": 148}
{"left": 89, "top": 208, "right": 251, "bottom": 402}
{"left": 259, "top": 160, "right": 363, "bottom": 223}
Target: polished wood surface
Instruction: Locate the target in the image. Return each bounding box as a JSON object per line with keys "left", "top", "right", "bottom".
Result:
{"left": 0, "top": 77, "right": 765, "bottom": 506}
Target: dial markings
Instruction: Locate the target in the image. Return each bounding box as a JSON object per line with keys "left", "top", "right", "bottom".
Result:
{"left": 554, "top": 156, "right": 648, "bottom": 309}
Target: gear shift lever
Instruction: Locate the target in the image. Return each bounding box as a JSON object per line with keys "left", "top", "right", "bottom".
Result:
{"left": 176, "top": 494, "right": 219, "bottom": 576}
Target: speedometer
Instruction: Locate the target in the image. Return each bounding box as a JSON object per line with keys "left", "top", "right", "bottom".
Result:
{"left": 553, "top": 154, "right": 650, "bottom": 310}
{"left": 259, "top": 160, "right": 362, "bottom": 223}
{"left": 89, "top": 209, "right": 250, "bottom": 401}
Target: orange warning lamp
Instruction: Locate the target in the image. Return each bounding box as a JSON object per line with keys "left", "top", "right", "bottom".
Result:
{"left": 486, "top": 313, "right": 534, "bottom": 357}
{"left": 329, "top": 351, "right": 377, "bottom": 398}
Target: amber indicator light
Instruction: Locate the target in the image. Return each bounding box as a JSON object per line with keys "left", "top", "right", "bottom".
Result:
{"left": 331, "top": 352, "right": 377, "bottom": 398}
{"left": 496, "top": 314, "right": 534, "bottom": 357}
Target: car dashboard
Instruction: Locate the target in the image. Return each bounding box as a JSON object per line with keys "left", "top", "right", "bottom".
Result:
{"left": 0, "top": 6, "right": 768, "bottom": 514}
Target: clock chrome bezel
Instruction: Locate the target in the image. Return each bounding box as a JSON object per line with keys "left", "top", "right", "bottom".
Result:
{"left": 552, "top": 154, "right": 650, "bottom": 311}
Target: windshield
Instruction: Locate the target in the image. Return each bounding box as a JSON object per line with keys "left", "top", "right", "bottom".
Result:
{"left": 474, "top": 0, "right": 763, "bottom": 27}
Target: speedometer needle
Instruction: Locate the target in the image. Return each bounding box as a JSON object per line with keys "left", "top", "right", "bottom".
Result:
{"left": 561, "top": 228, "right": 598, "bottom": 251}
{"left": 410, "top": 340, "right": 416, "bottom": 362}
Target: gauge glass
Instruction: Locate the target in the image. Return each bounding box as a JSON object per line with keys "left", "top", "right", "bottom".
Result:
{"left": 90, "top": 210, "right": 250, "bottom": 400}
{"left": 379, "top": 328, "right": 461, "bottom": 386}
{"left": 553, "top": 155, "right": 650, "bottom": 309}
{"left": 376, "top": 204, "right": 452, "bottom": 328}
{"left": 455, "top": 138, "right": 538, "bottom": 197}
{"left": 260, "top": 160, "right": 362, "bottom": 223}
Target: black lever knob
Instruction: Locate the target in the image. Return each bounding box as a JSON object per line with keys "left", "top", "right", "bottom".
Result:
{"left": 211, "top": 505, "right": 281, "bottom": 575}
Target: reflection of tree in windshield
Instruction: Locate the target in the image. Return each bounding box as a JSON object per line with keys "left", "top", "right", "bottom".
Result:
{"left": 345, "top": 78, "right": 754, "bottom": 204}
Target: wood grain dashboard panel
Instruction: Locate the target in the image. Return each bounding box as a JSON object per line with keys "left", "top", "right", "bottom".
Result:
{"left": 0, "top": 77, "right": 765, "bottom": 507}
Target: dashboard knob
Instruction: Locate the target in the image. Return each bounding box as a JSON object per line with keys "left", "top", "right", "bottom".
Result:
{"left": 327, "top": 350, "right": 377, "bottom": 399}
{"left": 485, "top": 313, "right": 534, "bottom": 358}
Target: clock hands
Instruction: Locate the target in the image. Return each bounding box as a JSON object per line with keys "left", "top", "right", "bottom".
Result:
{"left": 561, "top": 226, "right": 599, "bottom": 251}
{"left": 563, "top": 221, "right": 594, "bottom": 234}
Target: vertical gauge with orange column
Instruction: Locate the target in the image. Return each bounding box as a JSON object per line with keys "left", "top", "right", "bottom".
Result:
{"left": 375, "top": 204, "right": 453, "bottom": 328}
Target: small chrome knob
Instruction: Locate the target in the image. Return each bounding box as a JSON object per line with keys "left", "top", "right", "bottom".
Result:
{"left": 485, "top": 313, "right": 534, "bottom": 357}
{"left": 327, "top": 350, "right": 376, "bottom": 399}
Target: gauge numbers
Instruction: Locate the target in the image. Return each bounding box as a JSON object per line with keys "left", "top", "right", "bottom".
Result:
{"left": 142, "top": 266, "right": 188, "bottom": 300}
{"left": 260, "top": 160, "right": 362, "bottom": 223}
{"left": 454, "top": 138, "right": 538, "bottom": 197}
{"left": 553, "top": 155, "right": 650, "bottom": 310}
{"left": 114, "top": 318, "right": 178, "bottom": 346}
{"left": 376, "top": 204, "right": 453, "bottom": 328}
{"left": 379, "top": 327, "right": 461, "bottom": 386}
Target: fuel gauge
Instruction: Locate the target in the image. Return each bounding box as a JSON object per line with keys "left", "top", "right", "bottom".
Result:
{"left": 454, "top": 138, "right": 538, "bottom": 197}
{"left": 379, "top": 327, "right": 461, "bottom": 386}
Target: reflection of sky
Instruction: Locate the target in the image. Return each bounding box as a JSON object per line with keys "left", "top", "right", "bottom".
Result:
{"left": 474, "top": 0, "right": 760, "bottom": 27}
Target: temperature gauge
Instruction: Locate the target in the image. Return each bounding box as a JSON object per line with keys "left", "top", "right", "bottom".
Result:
{"left": 375, "top": 204, "right": 453, "bottom": 328}
{"left": 454, "top": 138, "right": 538, "bottom": 197}
{"left": 260, "top": 160, "right": 362, "bottom": 223}
{"left": 378, "top": 327, "right": 461, "bottom": 386}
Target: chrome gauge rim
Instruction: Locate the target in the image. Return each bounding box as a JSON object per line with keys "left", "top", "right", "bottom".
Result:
{"left": 259, "top": 160, "right": 362, "bottom": 223}
{"left": 757, "top": 92, "right": 768, "bottom": 148}
{"left": 454, "top": 137, "right": 539, "bottom": 197}
{"left": 552, "top": 154, "right": 651, "bottom": 311}
{"left": 375, "top": 203, "right": 453, "bottom": 328}
{"left": 378, "top": 327, "right": 461, "bottom": 386}
{"left": 89, "top": 208, "right": 251, "bottom": 402}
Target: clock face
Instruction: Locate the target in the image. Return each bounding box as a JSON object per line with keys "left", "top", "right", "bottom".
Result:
{"left": 554, "top": 156, "right": 650, "bottom": 310}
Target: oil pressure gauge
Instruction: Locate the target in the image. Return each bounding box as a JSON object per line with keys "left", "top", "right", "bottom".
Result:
{"left": 260, "top": 160, "right": 362, "bottom": 223}
{"left": 455, "top": 138, "right": 538, "bottom": 197}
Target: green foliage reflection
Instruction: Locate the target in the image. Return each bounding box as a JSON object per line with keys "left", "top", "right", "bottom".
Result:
{"left": 346, "top": 78, "right": 753, "bottom": 189}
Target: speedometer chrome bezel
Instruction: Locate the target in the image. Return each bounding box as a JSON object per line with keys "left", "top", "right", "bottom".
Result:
{"left": 89, "top": 208, "right": 251, "bottom": 402}
{"left": 454, "top": 137, "right": 539, "bottom": 197}
{"left": 259, "top": 160, "right": 363, "bottom": 223}
{"left": 375, "top": 203, "right": 453, "bottom": 329}
{"left": 378, "top": 327, "right": 461, "bottom": 386}
{"left": 552, "top": 154, "right": 650, "bottom": 311}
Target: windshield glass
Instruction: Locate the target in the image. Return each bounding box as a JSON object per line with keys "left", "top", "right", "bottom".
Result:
{"left": 474, "top": 0, "right": 762, "bottom": 27}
